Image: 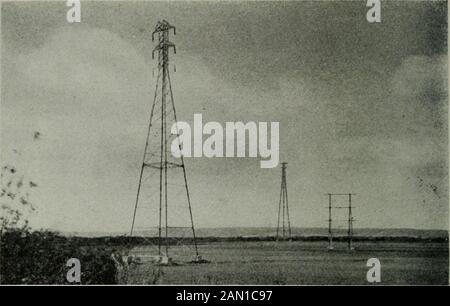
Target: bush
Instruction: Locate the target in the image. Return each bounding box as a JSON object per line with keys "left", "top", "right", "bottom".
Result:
{"left": 0, "top": 229, "right": 118, "bottom": 284}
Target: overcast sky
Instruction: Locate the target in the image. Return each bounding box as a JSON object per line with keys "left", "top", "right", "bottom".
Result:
{"left": 1, "top": 1, "right": 448, "bottom": 232}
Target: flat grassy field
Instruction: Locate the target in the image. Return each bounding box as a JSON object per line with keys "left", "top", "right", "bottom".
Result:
{"left": 126, "top": 240, "right": 448, "bottom": 285}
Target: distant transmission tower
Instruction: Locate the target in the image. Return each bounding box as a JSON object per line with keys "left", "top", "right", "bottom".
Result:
{"left": 130, "top": 20, "right": 201, "bottom": 264}
{"left": 276, "top": 162, "right": 291, "bottom": 240}
{"left": 326, "top": 193, "right": 355, "bottom": 251}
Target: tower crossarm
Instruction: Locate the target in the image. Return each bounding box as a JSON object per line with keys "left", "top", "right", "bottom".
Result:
{"left": 152, "top": 42, "right": 176, "bottom": 59}
{"left": 152, "top": 20, "right": 176, "bottom": 39}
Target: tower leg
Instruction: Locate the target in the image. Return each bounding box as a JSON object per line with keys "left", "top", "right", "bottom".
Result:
{"left": 328, "top": 193, "right": 333, "bottom": 250}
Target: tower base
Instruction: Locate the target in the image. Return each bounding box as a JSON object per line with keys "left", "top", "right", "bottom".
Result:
{"left": 156, "top": 255, "right": 177, "bottom": 266}
{"left": 190, "top": 255, "right": 210, "bottom": 264}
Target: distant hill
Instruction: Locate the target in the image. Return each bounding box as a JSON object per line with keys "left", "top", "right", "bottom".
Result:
{"left": 61, "top": 227, "right": 448, "bottom": 239}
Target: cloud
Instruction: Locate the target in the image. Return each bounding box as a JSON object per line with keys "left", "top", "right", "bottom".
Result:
{"left": 392, "top": 55, "right": 447, "bottom": 101}
{"left": 2, "top": 26, "right": 155, "bottom": 232}
{"left": 388, "top": 55, "right": 448, "bottom": 151}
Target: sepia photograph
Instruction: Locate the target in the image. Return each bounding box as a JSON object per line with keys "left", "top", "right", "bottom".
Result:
{"left": 0, "top": 0, "right": 448, "bottom": 288}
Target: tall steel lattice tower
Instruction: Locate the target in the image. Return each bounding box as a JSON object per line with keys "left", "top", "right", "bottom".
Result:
{"left": 276, "top": 162, "right": 292, "bottom": 240}
{"left": 130, "top": 20, "right": 201, "bottom": 264}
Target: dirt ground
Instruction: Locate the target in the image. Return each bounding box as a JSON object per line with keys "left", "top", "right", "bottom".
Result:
{"left": 125, "top": 240, "right": 448, "bottom": 285}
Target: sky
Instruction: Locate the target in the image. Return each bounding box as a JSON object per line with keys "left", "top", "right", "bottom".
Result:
{"left": 1, "top": 0, "right": 448, "bottom": 232}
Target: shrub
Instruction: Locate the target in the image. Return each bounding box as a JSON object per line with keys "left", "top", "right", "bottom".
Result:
{"left": 0, "top": 229, "right": 118, "bottom": 284}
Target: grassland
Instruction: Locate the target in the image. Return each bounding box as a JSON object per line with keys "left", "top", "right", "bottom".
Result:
{"left": 126, "top": 240, "right": 448, "bottom": 285}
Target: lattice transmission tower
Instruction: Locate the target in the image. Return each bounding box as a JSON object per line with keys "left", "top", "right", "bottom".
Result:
{"left": 276, "top": 162, "right": 292, "bottom": 240}
{"left": 326, "top": 193, "right": 355, "bottom": 251}
{"left": 130, "top": 20, "right": 201, "bottom": 264}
